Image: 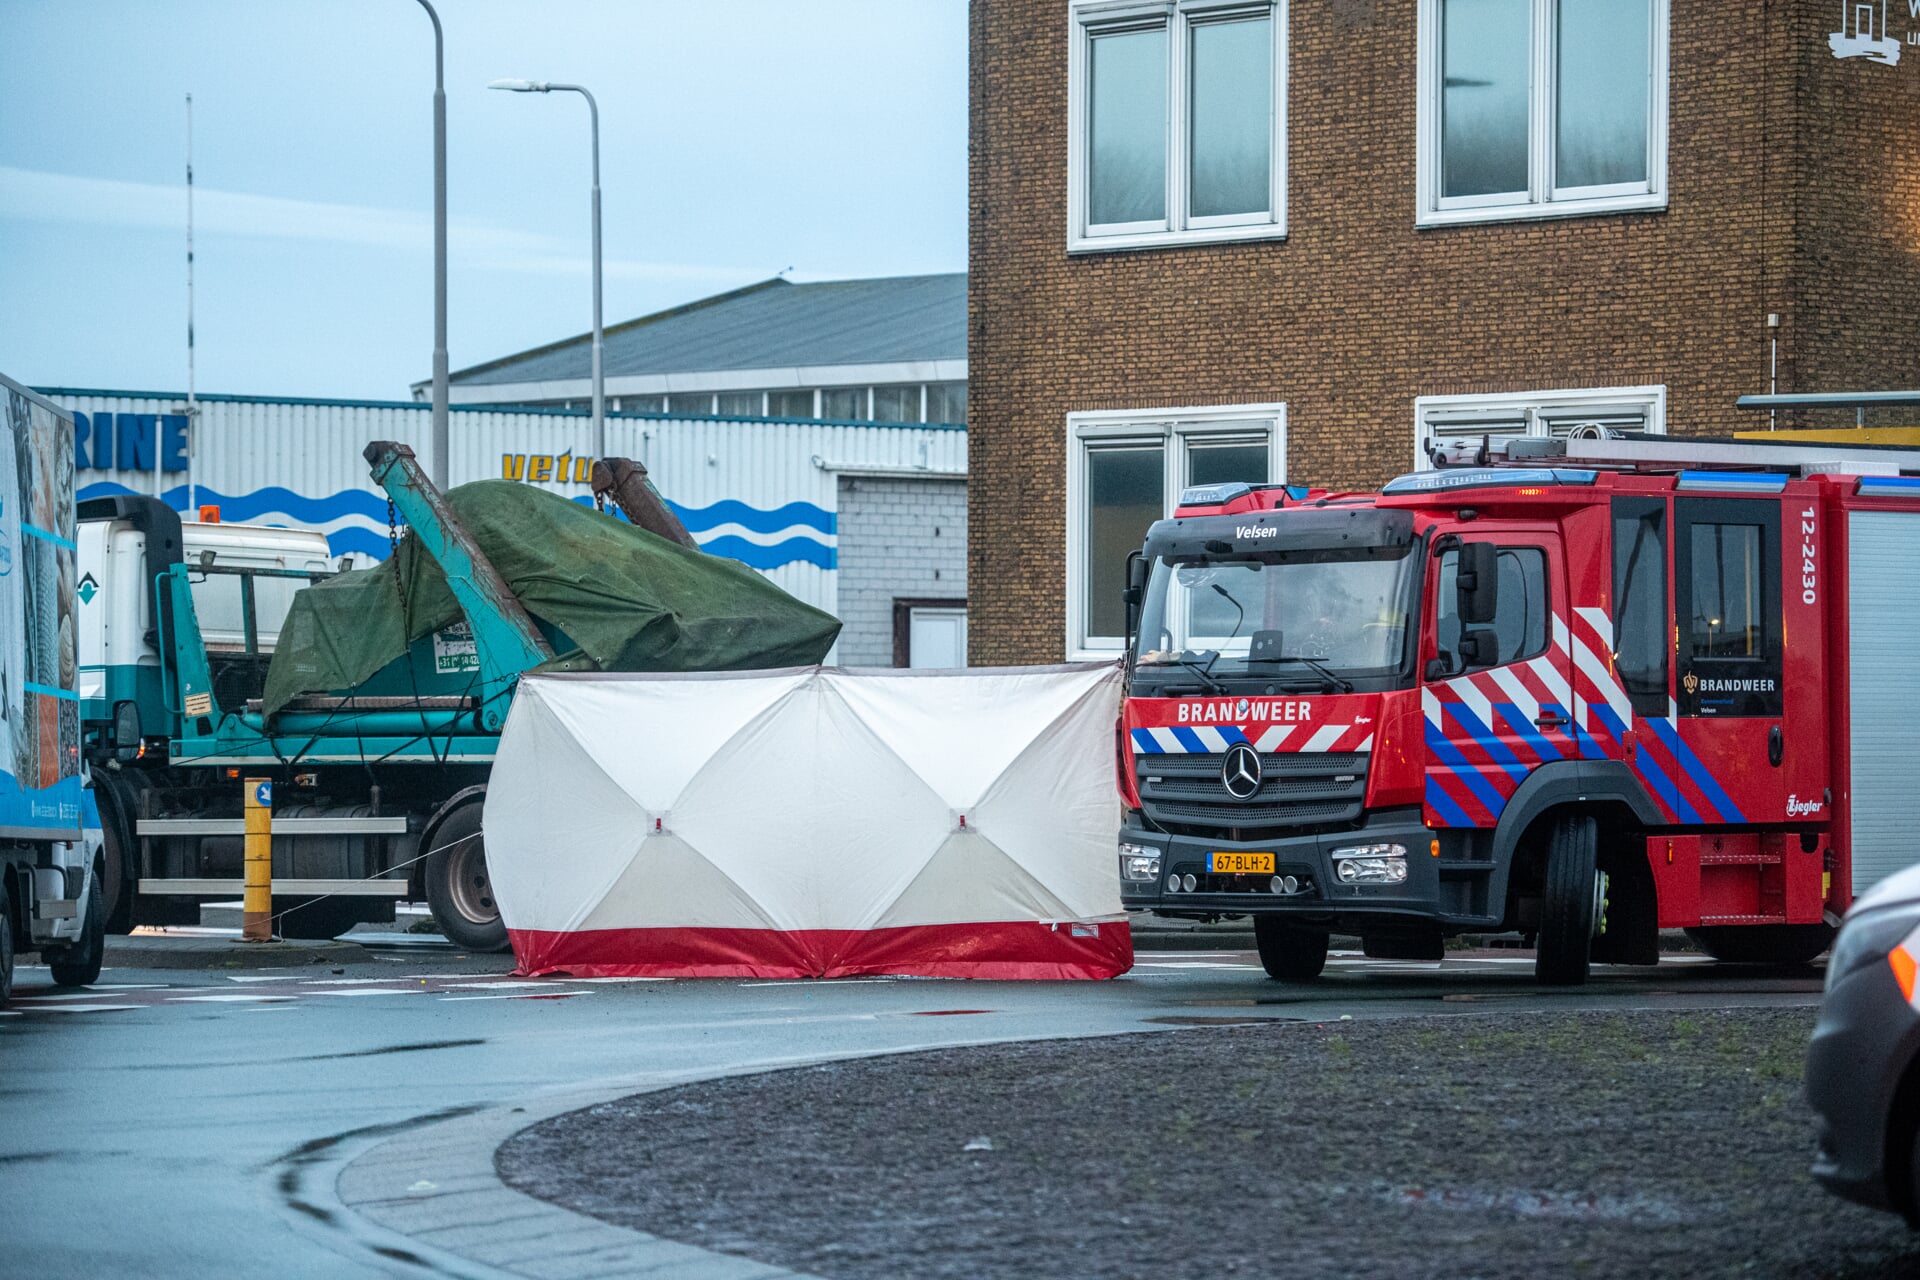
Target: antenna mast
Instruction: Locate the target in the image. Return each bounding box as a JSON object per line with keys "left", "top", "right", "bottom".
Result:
{"left": 184, "top": 92, "right": 198, "bottom": 512}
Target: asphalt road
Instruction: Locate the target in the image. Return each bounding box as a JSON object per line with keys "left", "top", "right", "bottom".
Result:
{"left": 0, "top": 947, "right": 1828, "bottom": 1279}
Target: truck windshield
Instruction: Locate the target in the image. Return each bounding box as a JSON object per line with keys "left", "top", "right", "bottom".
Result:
{"left": 1135, "top": 549, "right": 1418, "bottom": 684}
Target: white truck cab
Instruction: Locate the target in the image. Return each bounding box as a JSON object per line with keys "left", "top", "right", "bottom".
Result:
{"left": 78, "top": 514, "right": 334, "bottom": 726}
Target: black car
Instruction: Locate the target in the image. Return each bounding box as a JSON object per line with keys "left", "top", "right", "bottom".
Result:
{"left": 1809, "top": 865, "right": 1920, "bottom": 1221}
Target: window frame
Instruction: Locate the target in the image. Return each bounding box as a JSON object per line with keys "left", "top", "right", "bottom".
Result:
{"left": 1413, "top": 384, "right": 1667, "bottom": 471}
{"left": 1414, "top": 0, "right": 1669, "bottom": 228}
{"left": 1434, "top": 544, "right": 1551, "bottom": 672}
{"left": 1065, "top": 402, "right": 1287, "bottom": 658}
{"left": 1609, "top": 496, "right": 1670, "bottom": 718}
{"left": 1067, "top": 0, "right": 1289, "bottom": 254}
{"left": 1672, "top": 497, "right": 1783, "bottom": 718}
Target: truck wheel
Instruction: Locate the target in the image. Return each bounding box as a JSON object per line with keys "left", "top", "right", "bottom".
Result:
{"left": 48, "top": 865, "right": 105, "bottom": 988}
{"left": 98, "top": 796, "right": 135, "bottom": 935}
{"left": 1254, "top": 916, "right": 1329, "bottom": 981}
{"left": 1536, "top": 814, "right": 1600, "bottom": 986}
{"left": 0, "top": 878, "right": 13, "bottom": 1007}
{"left": 1684, "top": 923, "right": 1835, "bottom": 966}
{"left": 425, "top": 804, "right": 509, "bottom": 953}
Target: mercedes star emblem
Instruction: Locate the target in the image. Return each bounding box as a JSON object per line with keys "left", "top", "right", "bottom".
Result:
{"left": 1221, "top": 743, "right": 1263, "bottom": 800}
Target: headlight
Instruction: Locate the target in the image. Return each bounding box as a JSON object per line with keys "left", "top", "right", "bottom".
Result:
{"left": 1826, "top": 908, "right": 1920, "bottom": 994}
{"left": 1331, "top": 843, "right": 1408, "bottom": 885}
{"left": 1119, "top": 841, "right": 1161, "bottom": 883}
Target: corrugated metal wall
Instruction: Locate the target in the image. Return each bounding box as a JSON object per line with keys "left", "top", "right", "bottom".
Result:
{"left": 42, "top": 389, "right": 968, "bottom": 621}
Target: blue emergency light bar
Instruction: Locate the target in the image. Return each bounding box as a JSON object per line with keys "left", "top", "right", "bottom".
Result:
{"left": 1675, "top": 470, "right": 1789, "bottom": 493}
{"left": 1174, "top": 482, "right": 1311, "bottom": 507}
{"left": 1178, "top": 481, "right": 1253, "bottom": 506}
{"left": 1856, "top": 475, "right": 1920, "bottom": 497}
{"left": 1380, "top": 467, "right": 1597, "bottom": 496}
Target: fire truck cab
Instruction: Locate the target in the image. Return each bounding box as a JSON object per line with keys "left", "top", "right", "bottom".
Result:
{"left": 1118, "top": 433, "right": 1920, "bottom": 984}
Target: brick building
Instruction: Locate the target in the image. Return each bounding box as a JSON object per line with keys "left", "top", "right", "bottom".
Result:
{"left": 968, "top": 0, "right": 1920, "bottom": 664}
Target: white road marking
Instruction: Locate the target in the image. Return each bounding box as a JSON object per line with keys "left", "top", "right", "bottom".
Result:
{"left": 1133, "top": 960, "right": 1266, "bottom": 970}
{"left": 438, "top": 990, "right": 593, "bottom": 1002}
{"left": 438, "top": 980, "right": 555, "bottom": 990}
{"left": 309, "top": 988, "right": 426, "bottom": 997}
{"left": 224, "top": 975, "right": 309, "bottom": 984}
{"left": 568, "top": 977, "right": 677, "bottom": 983}
{"left": 739, "top": 978, "right": 901, "bottom": 987}
{"left": 166, "top": 994, "right": 298, "bottom": 1004}
{"left": 17, "top": 1004, "right": 145, "bottom": 1013}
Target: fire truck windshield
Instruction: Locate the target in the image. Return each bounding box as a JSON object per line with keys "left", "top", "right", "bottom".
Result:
{"left": 1134, "top": 548, "right": 1419, "bottom": 689}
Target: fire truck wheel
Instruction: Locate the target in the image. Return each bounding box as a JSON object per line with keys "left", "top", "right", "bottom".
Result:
{"left": 0, "top": 877, "right": 13, "bottom": 1008}
{"left": 1682, "top": 923, "right": 1835, "bottom": 966}
{"left": 425, "top": 803, "right": 510, "bottom": 953}
{"left": 48, "top": 862, "right": 106, "bottom": 988}
{"left": 1254, "top": 916, "right": 1329, "bottom": 981}
{"left": 1536, "top": 813, "right": 1599, "bottom": 986}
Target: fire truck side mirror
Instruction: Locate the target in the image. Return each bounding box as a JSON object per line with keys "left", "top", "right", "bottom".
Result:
{"left": 1456, "top": 542, "right": 1499, "bottom": 626}
{"left": 1458, "top": 628, "right": 1499, "bottom": 668}
{"left": 1123, "top": 552, "right": 1149, "bottom": 646}
{"left": 1123, "top": 553, "right": 1149, "bottom": 607}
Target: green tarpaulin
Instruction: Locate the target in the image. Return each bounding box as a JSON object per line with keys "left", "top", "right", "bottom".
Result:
{"left": 263, "top": 480, "right": 841, "bottom": 716}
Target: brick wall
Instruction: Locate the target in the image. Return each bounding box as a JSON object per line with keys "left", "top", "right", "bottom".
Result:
{"left": 835, "top": 476, "right": 969, "bottom": 666}
{"left": 968, "top": 0, "right": 1920, "bottom": 665}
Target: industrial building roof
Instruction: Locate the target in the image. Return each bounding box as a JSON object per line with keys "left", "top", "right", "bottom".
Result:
{"left": 439, "top": 273, "right": 967, "bottom": 389}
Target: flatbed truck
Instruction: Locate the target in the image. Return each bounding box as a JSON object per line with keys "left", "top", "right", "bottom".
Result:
{"left": 78, "top": 442, "right": 702, "bottom": 951}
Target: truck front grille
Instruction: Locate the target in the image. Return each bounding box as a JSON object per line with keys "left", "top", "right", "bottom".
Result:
{"left": 1137, "top": 751, "right": 1368, "bottom": 836}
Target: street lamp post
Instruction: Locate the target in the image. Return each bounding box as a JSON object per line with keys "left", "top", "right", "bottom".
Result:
{"left": 416, "top": 0, "right": 450, "bottom": 489}
{"left": 490, "top": 78, "right": 604, "bottom": 463}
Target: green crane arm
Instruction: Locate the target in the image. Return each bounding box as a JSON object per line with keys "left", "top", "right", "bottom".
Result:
{"left": 363, "top": 441, "right": 553, "bottom": 704}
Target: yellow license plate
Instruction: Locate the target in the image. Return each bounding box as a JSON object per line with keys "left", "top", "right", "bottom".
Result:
{"left": 1210, "top": 852, "right": 1275, "bottom": 875}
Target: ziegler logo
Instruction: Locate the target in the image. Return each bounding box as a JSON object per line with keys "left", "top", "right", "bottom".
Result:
{"left": 1800, "top": 506, "right": 1818, "bottom": 605}
{"left": 1237, "top": 526, "right": 1278, "bottom": 539}
{"left": 1787, "top": 793, "right": 1825, "bottom": 818}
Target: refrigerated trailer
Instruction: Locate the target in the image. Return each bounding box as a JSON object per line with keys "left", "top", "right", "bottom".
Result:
{"left": 0, "top": 375, "right": 105, "bottom": 1006}
{"left": 1117, "top": 432, "right": 1920, "bottom": 984}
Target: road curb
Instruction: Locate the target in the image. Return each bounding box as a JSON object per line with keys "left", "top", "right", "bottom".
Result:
{"left": 330, "top": 1028, "right": 1200, "bottom": 1280}
{"left": 326, "top": 1060, "right": 881, "bottom": 1280}
{"left": 100, "top": 934, "right": 373, "bottom": 969}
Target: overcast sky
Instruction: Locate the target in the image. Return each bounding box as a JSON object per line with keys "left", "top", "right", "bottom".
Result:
{"left": 0, "top": 0, "right": 966, "bottom": 400}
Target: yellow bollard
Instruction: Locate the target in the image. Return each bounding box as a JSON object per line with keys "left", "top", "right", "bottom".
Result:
{"left": 243, "top": 777, "right": 273, "bottom": 942}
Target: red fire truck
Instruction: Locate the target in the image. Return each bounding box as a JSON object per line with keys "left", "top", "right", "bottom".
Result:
{"left": 1117, "top": 433, "right": 1920, "bottom": 984}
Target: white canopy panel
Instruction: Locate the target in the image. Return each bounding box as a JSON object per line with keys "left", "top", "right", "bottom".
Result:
{"left": 485, "top": 663, "right": 1131, "bottom": 978}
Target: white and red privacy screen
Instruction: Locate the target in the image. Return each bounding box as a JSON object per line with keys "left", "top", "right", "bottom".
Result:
{"left": 485, "top": 664, "right": 1131, "bottom": 979}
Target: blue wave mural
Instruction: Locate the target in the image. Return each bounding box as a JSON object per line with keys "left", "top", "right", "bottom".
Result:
{"left": 699, "top": 536, "right": 836, "bottom": 571}
{"left": 82, "top": 482, "right": 394, "bottom": 526}
{"left": 77, "top": 481, "right": 838, "bottom": 571}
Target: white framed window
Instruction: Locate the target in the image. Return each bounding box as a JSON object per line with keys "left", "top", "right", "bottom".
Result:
{"left": 1066, "top": 402, "right": 1287, "bottom": 657}
{"left": 1067, "top": 0, "right": 1288, "bottom": 254}
{"left": 1415, "top": 0, "right": 1668, "bottom": 228}
{"left": 1413, "top": 384, "right": 1667, "bottom": 469}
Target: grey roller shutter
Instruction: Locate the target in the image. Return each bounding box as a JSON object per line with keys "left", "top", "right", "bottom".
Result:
{"left": 1848, "top": 510, "right": 1920, "bottom": 894}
